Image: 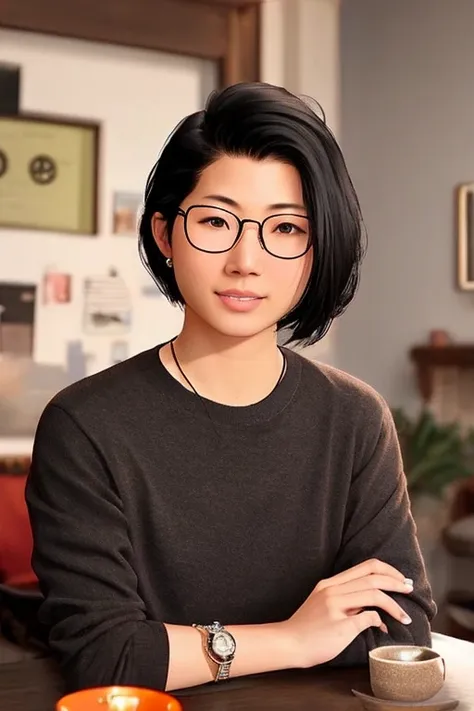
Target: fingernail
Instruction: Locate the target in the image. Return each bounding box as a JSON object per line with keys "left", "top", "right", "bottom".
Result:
{"left": 404, "top": 578, "right": 414, "bottom": 588}
{"left": 401, "top": 614, "right": 412, "bottom": 625}
{"left": 381, "top": 623, "right": 389, "bottom": 634}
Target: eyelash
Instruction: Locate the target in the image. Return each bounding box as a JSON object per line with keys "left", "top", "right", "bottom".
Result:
{"left": 275, "top": 223, "right": 302, "bottom": 234}
{"left": 201, "top": 218, "right": 304, "bottom": 234}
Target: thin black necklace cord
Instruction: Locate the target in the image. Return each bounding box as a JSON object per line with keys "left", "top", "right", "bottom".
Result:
{"left": 169, "top": 338, "right": 287, "bottom": 429}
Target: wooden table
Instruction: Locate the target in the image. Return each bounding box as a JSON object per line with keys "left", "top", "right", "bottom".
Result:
{"left": 0, "top": 634, "right": 473, "bottom": 711}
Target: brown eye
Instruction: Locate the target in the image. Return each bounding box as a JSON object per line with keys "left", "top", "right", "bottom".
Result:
{"left": 198, "top": 216, "right": 229, "bottom": 229}
{"left": 209, "top": 217, "right": 227, "bottom": 229}
{"left": 276, "top": 222, "right": 299, "bottom": 234}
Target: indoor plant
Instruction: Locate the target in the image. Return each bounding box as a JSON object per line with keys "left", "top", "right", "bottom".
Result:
{"left": 392, "top": 408, "right": 474, "bottom": 499}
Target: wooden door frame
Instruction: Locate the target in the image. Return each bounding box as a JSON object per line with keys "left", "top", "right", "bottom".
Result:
{"left": 0, "top": 0, "right": 261, "bottom": 87}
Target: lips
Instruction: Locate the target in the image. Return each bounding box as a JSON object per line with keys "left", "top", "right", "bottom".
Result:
{"left": 215, "top": 290, "right": 265, "bottom": 313}
{"left": 216, "top": 290, "right": 263, "bottom": 300}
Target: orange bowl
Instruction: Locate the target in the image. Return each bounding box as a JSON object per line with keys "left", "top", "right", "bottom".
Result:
{"left": 56, "top": 686, "right": 182, "bottom": 711}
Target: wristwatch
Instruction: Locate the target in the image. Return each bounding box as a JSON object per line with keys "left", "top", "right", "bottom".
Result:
{"left": 192, "top": 621, "right": 236, "bottom": 682}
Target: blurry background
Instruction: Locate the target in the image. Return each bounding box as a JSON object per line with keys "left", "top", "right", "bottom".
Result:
{"left": 1, "top": 0, "right": 474, "bottom": 642}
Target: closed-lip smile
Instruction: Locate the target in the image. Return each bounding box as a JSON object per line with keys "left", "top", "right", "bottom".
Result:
{"left": 216, "top": 290, "right": 263, "bottom": 300}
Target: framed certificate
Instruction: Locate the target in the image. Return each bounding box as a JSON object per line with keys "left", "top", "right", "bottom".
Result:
{"left": 457, "top": 183, "right": 474, "bottom": 290}
{"left": 0, "top": 113, "right": 99, "bottom": 235}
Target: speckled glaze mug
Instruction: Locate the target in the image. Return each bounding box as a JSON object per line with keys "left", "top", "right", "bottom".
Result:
{"left": 369, "top": 645, "right": 446, "bottom": 702}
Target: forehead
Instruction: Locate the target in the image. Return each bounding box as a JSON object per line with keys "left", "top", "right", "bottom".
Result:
{"left": 189, "top": 155, "right": 304, "bottom": 208}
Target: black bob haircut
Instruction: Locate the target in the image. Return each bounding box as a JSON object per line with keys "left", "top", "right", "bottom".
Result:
{"left": 139, "top": 82, "right": 365, "bottom": 346}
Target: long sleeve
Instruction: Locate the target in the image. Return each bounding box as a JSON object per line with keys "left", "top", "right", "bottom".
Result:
{"left": 26, "top": 403, "right": 170, "bottom": 692}
{"left": 328, "top": 398, "right": 437, "bottom": 666}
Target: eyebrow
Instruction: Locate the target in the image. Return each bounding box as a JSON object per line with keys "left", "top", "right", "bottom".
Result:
{"left": 203, "top": 194, "right": 307, "bottom": 213}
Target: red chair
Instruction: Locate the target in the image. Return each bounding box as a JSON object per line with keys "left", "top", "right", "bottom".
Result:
{"left": 0, "top": 462, "right": 37, "bottom": 589}
{"left": 0, "top": 459, "right": 46, "bottom": 651}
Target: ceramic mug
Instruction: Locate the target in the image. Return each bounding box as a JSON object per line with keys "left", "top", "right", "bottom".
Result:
{"left": 369, "top": 645, "right": 446, "bottom": 702}
{"left": 56, "top": 686, "right": 183, "bottom": 711}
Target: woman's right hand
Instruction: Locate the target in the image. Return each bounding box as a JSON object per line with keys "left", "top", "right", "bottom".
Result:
{"left": 281, "top": 558, "right": 414, "bottom": 668}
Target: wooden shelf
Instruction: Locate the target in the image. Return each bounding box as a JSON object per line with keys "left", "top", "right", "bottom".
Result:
{"left": 410, "top": 345, "right": 474, "bottom": 401}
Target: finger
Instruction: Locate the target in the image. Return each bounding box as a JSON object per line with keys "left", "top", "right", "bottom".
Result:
{"left": 336, "top": 574, "right": 413, "bottom": 597}
{"left": 339, "top": 589, "right": 412, "bottom": 625}
{"left": 317, "top": 559, "right": 407, "bottom": 590}
{"left": 348, "top": 610, "right": 389, "bottom": 635}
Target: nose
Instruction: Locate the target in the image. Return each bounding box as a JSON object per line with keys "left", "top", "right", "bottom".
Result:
{"left": 224, "top": 220, "right": 264, "bottom": 277}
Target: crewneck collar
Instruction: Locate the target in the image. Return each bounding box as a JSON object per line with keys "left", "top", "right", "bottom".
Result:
{"left": 149, "top": 344, "right": 301, "bottom": 427}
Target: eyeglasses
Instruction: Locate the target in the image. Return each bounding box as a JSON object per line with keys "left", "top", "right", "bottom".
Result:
{"left": 176, "top": 205, "right": 311, "bottom": 260}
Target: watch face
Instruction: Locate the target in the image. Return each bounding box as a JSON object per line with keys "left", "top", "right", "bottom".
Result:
{"left": 212, "top": 631, "right": 236, "bottom": 659}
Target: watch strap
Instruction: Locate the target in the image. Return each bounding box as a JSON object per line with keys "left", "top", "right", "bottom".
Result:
{"left": 216, "top": 661, "right": 231, "bottom": 681}
{"left": 192, "top": 625, "right": 217, "bottom": 679}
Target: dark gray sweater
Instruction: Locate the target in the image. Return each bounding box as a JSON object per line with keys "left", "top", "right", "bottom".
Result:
{"left": 26, "top": 346, "right": 436, "bottom": 692}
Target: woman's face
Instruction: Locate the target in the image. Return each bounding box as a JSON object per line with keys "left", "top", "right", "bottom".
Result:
{"left": 153, "top": 155, "right": 313, "bottom": 341}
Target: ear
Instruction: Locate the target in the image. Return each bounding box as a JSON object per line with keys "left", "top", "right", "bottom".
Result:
{"left": 151, "top": 212, "right": 172, "bottom": 259}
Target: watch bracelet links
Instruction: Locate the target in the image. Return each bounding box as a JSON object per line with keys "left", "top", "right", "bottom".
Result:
{"left": 216, "top": 660, "right": 231, "bottom": 682}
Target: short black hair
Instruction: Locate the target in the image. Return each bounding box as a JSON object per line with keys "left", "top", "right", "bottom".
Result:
{"left": 139, "top": 82, "right": 365, "bottom": 346}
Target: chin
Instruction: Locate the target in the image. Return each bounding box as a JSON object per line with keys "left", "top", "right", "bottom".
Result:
{"left": 207, "top": 314, "right": 278, "bottom": 340}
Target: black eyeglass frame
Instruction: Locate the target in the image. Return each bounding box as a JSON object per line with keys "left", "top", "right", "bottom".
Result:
{"left": 176, "top": 205, "right": 311, "bottom": 260}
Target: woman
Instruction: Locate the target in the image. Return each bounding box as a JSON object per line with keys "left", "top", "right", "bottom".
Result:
{"left": 26, "top": 82, "right": 436, "bottom": 693}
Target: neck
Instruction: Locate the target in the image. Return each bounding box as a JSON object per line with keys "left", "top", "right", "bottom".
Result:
{"left": 162, "top": 310, "right": 284, "bottom": 406}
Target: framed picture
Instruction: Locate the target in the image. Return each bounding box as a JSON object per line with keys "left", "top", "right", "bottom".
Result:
{"left": 457, "top": 183, "right": 474, "bottom": 290}
{"left": 0, "top": 112, "right": 99, "bottom": 235}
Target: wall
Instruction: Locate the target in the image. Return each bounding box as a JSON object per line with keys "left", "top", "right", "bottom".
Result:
{"left": 0, "top": 29, "right": 216, "bottom": 454}
{"left": 338, "top": 0, "right": 474, "bottom": 412}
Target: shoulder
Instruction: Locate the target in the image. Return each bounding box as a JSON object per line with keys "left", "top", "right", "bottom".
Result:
{"left": 307, "top": 357, "right": 388, "bottom": 416}
{"left": 46, "top": 347, "right": 161, "bottom": 424}
{"left": 288, "top": 349, "right": 392, "bottom": 440}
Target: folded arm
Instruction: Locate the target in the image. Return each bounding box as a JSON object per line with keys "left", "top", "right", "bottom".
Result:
{"left": 327, "top": 398, "right": 437, "bottom": 666}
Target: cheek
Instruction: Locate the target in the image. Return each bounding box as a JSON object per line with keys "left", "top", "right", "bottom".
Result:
{"left": 172, "top": 239, "right": 222, "bottom": 296}
{"left": 272, "top": 252, "right": 313, "bottom": 300}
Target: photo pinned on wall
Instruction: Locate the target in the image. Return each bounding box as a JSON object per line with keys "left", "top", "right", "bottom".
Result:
{"left": 110, "top": 340, "right": 129, "bottom": 365}
{"left": 0, "top": 284, "right": 88, "bottom": 438}
{"left": 83, "top": 268, "right": 132, "bottom": 336}
{"left": 0, "top": 281, "right": 36, "bottom": 357}
{"left": 42, "top": 269, "right": 72, "bottom": 304}
{"left": 112, "top": 191, "right": 143, "bottom": 236}
{"left": 0, "top": 281, "right": 38, "bottom": 437}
